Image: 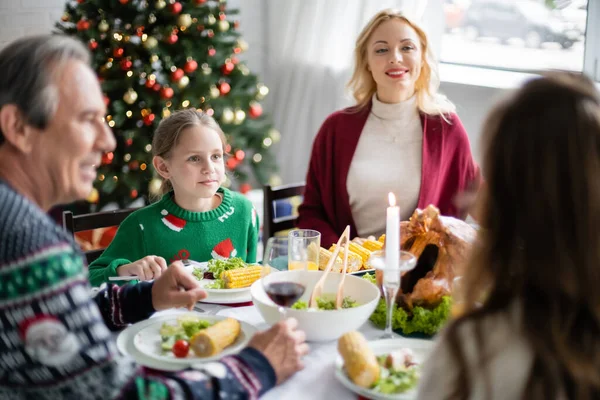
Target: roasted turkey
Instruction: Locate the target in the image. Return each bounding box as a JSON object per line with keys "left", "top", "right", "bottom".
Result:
{"left": 375, "top": 205, "right": 477, "bottom": 309}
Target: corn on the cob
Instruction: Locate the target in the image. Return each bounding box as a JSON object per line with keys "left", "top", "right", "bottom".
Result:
{"left": 190, "top": 318, "right": 241, "bottom": 357}
{"left": 348, "top": 242, "right": 372, "bottom": 264}
{"left": 325, "top": 245, "right": 362, "bottom": 272}
{"left": 338, "top": 331, "right": 380, "bottom": 388}
{"left": 222, "top": 266, "right": 263, "bottom": 288}
{"left": 378, "top": 234, "right": 385, "bottom": 244}
{"left": 362, "top": 240, "right": 383, "bottom": 252}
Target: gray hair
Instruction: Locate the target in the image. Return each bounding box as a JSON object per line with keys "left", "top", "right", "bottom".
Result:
{"left": 0, "top": 35, "right": 90, "bottom": 145}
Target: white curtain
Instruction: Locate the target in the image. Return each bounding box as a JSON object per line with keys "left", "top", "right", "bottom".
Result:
{"left": 261, "top": 0, "right": 434, "bottom": 184}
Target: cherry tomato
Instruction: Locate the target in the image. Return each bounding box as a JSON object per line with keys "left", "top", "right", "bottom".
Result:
{"left": 172, "top": 339, "right": 190, "bottom": 358}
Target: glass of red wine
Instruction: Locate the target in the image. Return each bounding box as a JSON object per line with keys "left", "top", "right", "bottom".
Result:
{"left": 262, "top": 237, "right": 306, "bottom": 318}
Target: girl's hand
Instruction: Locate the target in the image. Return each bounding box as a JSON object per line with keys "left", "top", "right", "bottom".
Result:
{"left": 116, "top": 255, "right": 168, "bottom": 281}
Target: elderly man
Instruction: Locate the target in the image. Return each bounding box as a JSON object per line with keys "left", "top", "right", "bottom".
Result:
{"left": 0, "top": 35, "right": 307, "bottom": 399}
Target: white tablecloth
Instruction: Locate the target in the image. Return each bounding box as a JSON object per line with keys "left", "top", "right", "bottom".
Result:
{"left": 216, "top": 306, "right": 385, "bottom": 400}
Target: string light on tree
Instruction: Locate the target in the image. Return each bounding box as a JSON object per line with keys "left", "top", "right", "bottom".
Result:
{"left": 256, "top": 84, "right": 269, "bottom": 100}
{"left": 253, "top": 153, "right": 262, "bottom": 163}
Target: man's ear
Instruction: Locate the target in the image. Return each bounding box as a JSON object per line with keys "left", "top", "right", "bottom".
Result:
{"left": 152, "top": 155, "right": 170, "bottom": 179}
{"left": 0, "top": 105, "right": 36, "bottom": 153}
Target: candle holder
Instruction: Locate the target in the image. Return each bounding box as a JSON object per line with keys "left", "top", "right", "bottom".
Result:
{"left": 368, "top": 249, "right": 417, "bottom": 339}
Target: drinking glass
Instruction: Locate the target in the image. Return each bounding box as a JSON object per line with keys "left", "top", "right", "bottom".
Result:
{"left": 288, "top": 229, "right": 321, "bottom": 271}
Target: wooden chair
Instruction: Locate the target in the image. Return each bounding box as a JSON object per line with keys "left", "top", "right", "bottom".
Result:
{"left": 262, "top": 183, "right": 305, "bottom": 248}
{"left": 62, "top": 208, "right": 138, "bottom": 264}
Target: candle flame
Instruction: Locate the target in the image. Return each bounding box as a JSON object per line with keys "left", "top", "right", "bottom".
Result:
{"left": 388, "top": 192, "right": 396, "bottom": 207}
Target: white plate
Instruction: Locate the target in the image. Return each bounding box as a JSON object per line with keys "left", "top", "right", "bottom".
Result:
{"left": 185, "top": 261, "right": 253, "bottom": 295}
{"left": 335, "top": 338, "right": 433, "bottom": 400}
{"left": 117, "top": 312, "right": 256, "bottom": 370}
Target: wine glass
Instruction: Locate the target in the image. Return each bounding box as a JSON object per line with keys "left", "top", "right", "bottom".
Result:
{"left": 261, "top": 237, "right": 306, "bottom": 319}
{"left": 369, "top": 249, "right": 417, "bottom": 339}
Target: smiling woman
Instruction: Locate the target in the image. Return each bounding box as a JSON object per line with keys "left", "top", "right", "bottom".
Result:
{"left": 297, "top": 9, "right": 480, "bottom": 247}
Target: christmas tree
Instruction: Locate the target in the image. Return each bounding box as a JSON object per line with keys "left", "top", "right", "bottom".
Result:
{"left": 56, "top": 0, "right": 280, "bottom": 211}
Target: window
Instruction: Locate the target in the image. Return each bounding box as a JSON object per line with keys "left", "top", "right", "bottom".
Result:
{"left": 439, "top": 0, "right": 589, "bottom": 73}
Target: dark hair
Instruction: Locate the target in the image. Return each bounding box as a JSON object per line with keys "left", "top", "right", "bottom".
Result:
{"left": 448, "top": 73, "right": 600, "bottom": 399}
{"left": 151, "top": 108, "right": 228, "bottom": 196}
{"left": 0, "top": 35, "right": 90, "bottom": 145}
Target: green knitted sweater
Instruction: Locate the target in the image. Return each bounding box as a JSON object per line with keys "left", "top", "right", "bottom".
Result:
{"left": 88, "top": 187, "right": 259, "bottom": 286}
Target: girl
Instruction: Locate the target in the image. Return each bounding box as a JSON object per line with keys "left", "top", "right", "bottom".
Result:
{"left": 88, "top": 109, "right": 259, "bottom": 286}
{"left": 417, "top": 73, "right": 600, "bottom": 399}
{"left": 296, "top": 9, "right": 480, "bottom": 247}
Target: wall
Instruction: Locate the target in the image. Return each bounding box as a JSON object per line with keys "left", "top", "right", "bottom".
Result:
{"left": 0, "top": 0, "right": 64, "bottom": 48}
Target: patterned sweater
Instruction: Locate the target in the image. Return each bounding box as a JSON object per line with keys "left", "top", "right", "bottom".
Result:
{"left": 0, "top": 181, "right": 275, "bottom": 400}
{"left": 88, "top": 188, "right": 259, "bottom": 287}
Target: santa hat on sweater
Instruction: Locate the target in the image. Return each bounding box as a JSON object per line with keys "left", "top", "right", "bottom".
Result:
{"left": 161, "top": 209, "right": 187, "bottom": 232}
{"left": 211, "top": 238, "right": 237, "bottom": 260}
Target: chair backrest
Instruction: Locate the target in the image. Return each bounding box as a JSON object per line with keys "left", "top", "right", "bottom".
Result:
{"left": 63, "top": 208, "right": 138, "bottom": 264}
{"left": 262, "top": 182, "right": 305, "bottom": 248}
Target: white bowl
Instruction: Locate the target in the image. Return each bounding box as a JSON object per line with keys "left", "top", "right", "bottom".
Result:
{"left": 251, "top": 270, "right": 380, "bottom": 342}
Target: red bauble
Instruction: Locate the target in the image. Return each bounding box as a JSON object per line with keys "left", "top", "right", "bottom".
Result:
{"left": 103, "top": 95, "right": 110, "bottom": 106}
{"left": 76, "top": 19, "right": 90, "bottom": 31}
{"left": 249, "top": 103, "right": 263, "bottom": 119}
{"left": 143, "top": 113, "right": 156, "bottom": 126}
{"left": 120, "top": 59, "right": 132, "bottom": 70}
{"left": 126, "top": 138, "right": 133, "bottom": 146}
{"left": 208, "top": 48, "right": 216, "bottom": 57}
{"left": 130, "top": 189, "right": 138, "bottom": 198}
{"left": 171, "top": 68, "right": 185, "bottom": 82}
{"left": 233, "top": 47, "right": 242, "bottom": 54}
{"left": 113, "top": 47, "right": 124, "bottom": 58}
{"left": 170, "top": 2, "right": 182, "bottom": 14}
{"left": 145, "top": 79, "right": 156, "bottom": 89}
{"left": 231, "top": 56, "right": 240, "bottom": 64}
{"left": 221, "top": 62, "right": 234, "bottom": 75}
{"left": 219, "top": 13, "right": 227, "bottom": 21}
{"left": 129, "top": 161, "right": 139, "bottom": 170}
{"left": 240, "top": 183, "right": 252, "bottom": 194}
{"left": 167, "top": 34, "right": 178, "bottom": 44}
{"left": 207, "top": 30, "right": 215, "bottom": 38}
{"left": 184, "top": 60, "right": 198, "bottom": 73}
{"left": 161, "top": 87, "right": 174, "bottom": 99}
{"left": 235, "top": 150, "right": 245, "bottom": 160}
{"left": 219, "top": 82, "right": 231, "bottom": 95}
{"left": 136, "top": 26, "right": 145, "bottom": 37}
{"left": 226, "top": 158, "right": 239, "bottom": 170}
{"left": 195, "top": 0, "right": 207, "bottom": 4}
{"left": 197, "top": 25, "right": 205, "bottom": 32}
{"left": 153, "top": 83, "right": 162, "bottom": 92}
{"left": 119, "top": 0, "right": 129, "bottom": 4}
{"left": 102, "top": 152, "right": 114, "bottom": 165}
{"left": 88, "top": 40, "right": 98, "bottom": 50}
{"left": 77, "top": 0, "right": 84, "bottom": 3}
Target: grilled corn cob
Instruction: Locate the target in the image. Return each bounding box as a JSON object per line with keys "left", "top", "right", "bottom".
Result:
{"left": 378, "top": 234, "right": 385, "bottom": 244}
{"left": 319, "top": 247, "right": 361, "bottom": 273}
{"left": 338, "top": 331, "right": 380, "bottom": 388}
{"left": 222, "top": 266, "right": 263, "bottom": 288}
{"left": 348, "top": 242, "right": 372, "bottom": 264}
{"left": 190, "top": 318, "right": 241, "bottom": 357}
{"left": 362, "top": 240, "right": 383, "bottom": 252}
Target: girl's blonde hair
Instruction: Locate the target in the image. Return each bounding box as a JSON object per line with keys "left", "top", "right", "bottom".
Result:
{"left": 347, "top": 9, "right": 455, "bottom": 117}
{"left": 151, "top": 108, "right": 228, "bottom": 197}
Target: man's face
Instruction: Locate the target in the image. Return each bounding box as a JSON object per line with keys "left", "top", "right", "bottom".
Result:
{"left": 31, "top": 60, "right": 116, "bottom": 204}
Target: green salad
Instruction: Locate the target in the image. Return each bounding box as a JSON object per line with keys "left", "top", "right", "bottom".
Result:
{"left": 291, "top": 295, "right": 358, "bottom": 310}
{"left": 362, "top": 273, "right": 452, "bottom": 336}
{"left": 371, "top": 354, "right": 420, "bottom": 394}
{"left": 192, "top": 257, "right": 248, "bottom": 289}
{"left": 159, "top": 315, "right": 212, "bottom": 352}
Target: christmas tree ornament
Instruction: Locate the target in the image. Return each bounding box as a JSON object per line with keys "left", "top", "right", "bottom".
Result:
{"left": 130, "top": 189, "right": 138, "bottom": 199}
{"left": 124, "top": 153, "right": 132, "bottom": 162}
{"left": 219, "top": 82, "right": 231, "bottom": 95}
{"left": 143, "top": 36, "right": 158, "bottom": 49}
{"left": 149, "top": 178, "right": 163, "bottom": 195}
{"left": 225, "top": 144, "right": 232, "bottom": 153}
{"left": 238, "top": 64, "right": 250, "bottom": 75}
{"left": 256, "top": 83, "right": 269, "bottom": 99}
{"left": 207, "top": 14, "right": 216, "bottom": 25}
{"left": 153, "top": 83, "right": 162, "bottom": 91}
{"left": 120, "top": 59, "right": 133, "bottom": 71}
{"left": 221, "top": 62, "right": 234, "bottom": 75}
{"left": 178, "top": 14, "right": 192, "bottom": 28}
{"left": 103, "top": 95, "right": 110, "bottom": 106}
{"left": 177, "top": 76, "right": 190, "bottom": 89}
{"left": 155, "top": 0, "right": 166, "bottom": 9}
{"left": 143, "top": 113, "right": 155, "bottom": 126}
{"left": 126, "top": 138, "right": 133, "bottom": 146}
{"left": 218, "top": 20, "right": 230, "bottom": 32}
{"left": 119, "top": 0, "right": 129, "bottom": 4}
{"left": 253, "top": 153, "right": 262, "bottom": 163}
{"left": 237, "top": 39, "right": 249, "bottom": 52}
{"left": 234, "top": 108, "right": 245, "bottom": 124}
{"left": 102, "top": 152, "right": 114, "bottom": 165}
{"left": 226, "top": 158, "right": 239, "bottom": 170}
{"left": 219, "top": 12, "right": 227, "bottom": 21}
{"left": 129, "top": 161, "right": 139, "bottom": 170}
{"left": 195, "top": 0, "right": 207, "bottom": 4}
{"left": 235, "top": 150, "right": 245, "bottom": 160}
{"left": 249, "top": 101, "right": 263, "bottom": 118}
{"left": 201, "top": 63, "right": 212, "bottom": 75}
{"left": 140, "top": 163, "right": 147, "bottom": 171}
{"left": 123, "top": 88, "right": 138, "bottom": 104}
{"left": 98, "top": 174, "right": 105, "bottom": 181}
{"left": 184, "top": 59, "right": 198, "bottom": 73}
{"left": 234, "top": 20, "right": 240, "bottom": 29}
{"left": 113, "top": 47, "right": 124, "bottom": 58}
{"left": 148, "top": 13, "right": 157, "bottom": 23}
{"left": 88, "top": 40, "right": 98, "bottom": 50}
{"left": 98, "top": 20, "right": 109, "bottom": 32}
{"left": 162, "top": 107, "right": 171, "bottom": 118}
{"left": 160, "top": 87, "right": 174, "bottom": 99}
{"left": 170, "top": 2, "right": 182, "bottom": 14}
{"left": 269, "top": 128, "right": 281, "bottom": 143}
{"left": 209, "top": 85, "right": 220, "bottom": 98}
{"left": 262, "top": 137, "right": 273, "bottom": 147}
{"left": 61, "top": 13, "right": 69, "bottom": 22}
{"left": 87, "top": 188, "right": 99, "bottom": 204}
{"left": 240, "top": 183, "right": 251, "bottom": 194}
{"left": 167, "top": 33, "right": 178, "bottom": 44}
{"left": 207, "top": 29, "right": 215, "bottom": 38}
{"left": 171, "top": 68, "right": 184, "bottom": 81}
{"left": 145, "top": 78, "right": 156, "bottom": 88}
{"left": 221, "top": 108, "right": 234, "bottom": 124}
{"left": 207, "top": 47, "right": 216, "bottom": 57}
{"left": 76, "top": 19, "right": 90, "bottom": 31}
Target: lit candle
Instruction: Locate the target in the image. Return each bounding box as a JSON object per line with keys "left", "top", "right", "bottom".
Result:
{"left": 386, "top": 192, "right": 400, "bottom": 270}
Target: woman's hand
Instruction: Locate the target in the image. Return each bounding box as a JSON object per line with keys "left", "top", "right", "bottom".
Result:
{"left": 116, "top": 255, "right": 168, "bottom": 281}
{"left": 151, "top": 261, "right": 207, "bottom": 310}
{"left": 248, "top": 318, "right": 309, "bottom": 385}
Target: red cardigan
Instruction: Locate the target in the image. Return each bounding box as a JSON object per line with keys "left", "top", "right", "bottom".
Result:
{"left": 296, "top": 104, "right": 479, "bottom": 247}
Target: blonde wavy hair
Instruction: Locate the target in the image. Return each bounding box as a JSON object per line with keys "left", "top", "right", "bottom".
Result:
{"left": 347, "top": 9, "right": 455, "bottom": 117}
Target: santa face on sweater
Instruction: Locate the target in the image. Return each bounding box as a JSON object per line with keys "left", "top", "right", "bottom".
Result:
{"left": 153, "top": 125, "right": 225, "bottom": 209}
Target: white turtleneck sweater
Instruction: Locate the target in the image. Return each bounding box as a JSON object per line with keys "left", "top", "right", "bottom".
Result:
{"left": 346, "top": 94, "right": 423, "bottom": 238}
